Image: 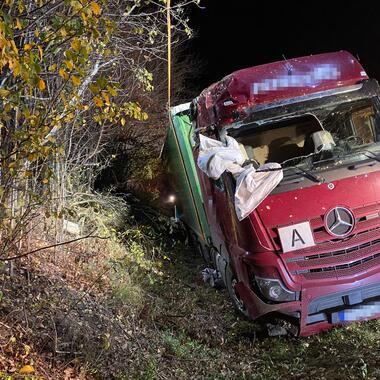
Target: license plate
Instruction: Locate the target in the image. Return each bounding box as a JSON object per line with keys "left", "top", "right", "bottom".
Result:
{"left": 338, "top": 301, "right": 380, "bottom": 322}
{"left": 278, "top": 221, "right": 315, "bottom": 253}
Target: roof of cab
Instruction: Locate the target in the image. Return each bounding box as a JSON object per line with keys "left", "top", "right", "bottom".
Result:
{"left": 194, "top": 51, "right": 368, "bottom": 129}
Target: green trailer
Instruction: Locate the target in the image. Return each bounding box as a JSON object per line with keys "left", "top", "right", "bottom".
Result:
{"left": 165, "top": 103, "right": 211, "bottom": 247}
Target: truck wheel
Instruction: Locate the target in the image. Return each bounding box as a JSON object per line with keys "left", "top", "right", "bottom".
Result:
{"left": 226, "top": 265, "right": 250, "bottom": 319}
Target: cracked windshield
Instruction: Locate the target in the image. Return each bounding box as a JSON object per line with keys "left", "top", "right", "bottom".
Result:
{"left": 234, "top": 97, "right": 380, "bottom": 175}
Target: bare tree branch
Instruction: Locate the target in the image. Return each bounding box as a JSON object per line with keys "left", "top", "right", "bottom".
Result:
{"left": 1, "top": 231, "right": 109, "bottom": 261}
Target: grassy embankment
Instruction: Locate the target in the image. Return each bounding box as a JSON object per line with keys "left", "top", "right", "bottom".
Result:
{"left": 1, "top": 201, "right": 380, "bottom": 379}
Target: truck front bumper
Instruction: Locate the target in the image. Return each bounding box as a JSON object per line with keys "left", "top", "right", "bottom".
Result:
{"left": 235, "top": 268, "right": 380, "bottom": 336}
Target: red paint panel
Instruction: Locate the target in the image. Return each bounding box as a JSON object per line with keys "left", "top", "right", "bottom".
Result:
{"left": 255, "top": 171, "right": 380, "bottom": 229}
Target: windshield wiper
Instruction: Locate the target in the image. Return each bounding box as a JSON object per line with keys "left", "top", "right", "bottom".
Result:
{"left": 346, "top": 149, "right": 380, "bottom": 170}
{"left": 282, "top": 154, "right": 325, "bottom": 183}
{"left": 285, "top": 166, "right": 325, "bottom": 183}
{"left": 337, "top": 148, "right": 380, "bottom": 162}
{"left": 362, "top": 150, "right": 380, "bottom": 162}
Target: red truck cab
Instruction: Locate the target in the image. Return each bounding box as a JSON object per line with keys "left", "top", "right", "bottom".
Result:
{"left": 191, "top": 51, "right": 380, "bottom": 336}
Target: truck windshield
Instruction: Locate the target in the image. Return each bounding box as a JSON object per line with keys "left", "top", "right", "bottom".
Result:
{"left": 231, "top": 97, "right": 380, "bottom": 170}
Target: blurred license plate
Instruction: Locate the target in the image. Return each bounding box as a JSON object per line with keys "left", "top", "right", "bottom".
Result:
{"left": 336, "top": 301, "right": 380, "bottom": 322}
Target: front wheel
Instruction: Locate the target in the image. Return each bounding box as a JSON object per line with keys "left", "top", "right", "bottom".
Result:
{"left": 225, "top": 265, "right": 250, "bottom": 319}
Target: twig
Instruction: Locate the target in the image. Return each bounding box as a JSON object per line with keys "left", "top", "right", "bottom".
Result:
{"left": 51, "top": 314, "right": 58, "bottom": 356}
{"left": 23, "top": 307, "right": 30, "bottom": 330}
{"left": 0, "top": 321, "right": 11, "bottom": 330}
{"left": 0, "top": 231, "right": 109, "bottom": 261}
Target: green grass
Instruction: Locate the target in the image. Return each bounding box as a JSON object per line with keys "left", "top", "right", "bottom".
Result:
{"left": 140, "top": 243, "right": 380, "bottom": 380}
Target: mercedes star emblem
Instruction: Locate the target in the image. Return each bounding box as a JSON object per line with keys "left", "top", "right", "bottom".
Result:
{"left": 325, "top": 207, "right": 355, "bottom": 237}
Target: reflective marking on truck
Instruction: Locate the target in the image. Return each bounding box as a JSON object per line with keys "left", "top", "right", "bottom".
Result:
{"left": 278, "top": 221, "right": 316, "bottom": 253}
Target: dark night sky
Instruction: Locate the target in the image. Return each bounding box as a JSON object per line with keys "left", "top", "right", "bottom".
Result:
{"left": 188, "top": 1, "right": 380, "bottom": 90}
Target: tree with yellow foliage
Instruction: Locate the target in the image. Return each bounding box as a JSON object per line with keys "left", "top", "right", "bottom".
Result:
{"left": 0, "top": 0, "right": 198, "bottom": 260}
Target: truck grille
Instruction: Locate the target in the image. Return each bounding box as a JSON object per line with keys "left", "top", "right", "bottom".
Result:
{"left": 292, "top": 250, "right": 380, "bottom": 279}
{"left": 285, "top": 231, "right": 380, "bottom": 280}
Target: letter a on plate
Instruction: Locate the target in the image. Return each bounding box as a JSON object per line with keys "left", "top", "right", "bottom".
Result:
{"left": 278, "top": 222, "right": 315, "bottom": 253}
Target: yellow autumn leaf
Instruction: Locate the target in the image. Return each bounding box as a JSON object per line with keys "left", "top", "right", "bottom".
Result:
{"left": 37, "top": 45, "right": 43, "bottom": 60}
{"left": 71, "top": 38, "right": 81, "bottom": 52}
{"left": 81, "top": 11, "right": 88, "bottom": 22}
{"left": 64, "top": 60, "right": 74, "bottom": 71}
{"left": 48, "top": 64, "right": 57, "bottom": 71}
{"left": 120, "top": 117, "right": 126, "bottom": 126}
{"left": 71, "top": 75, "right": 81, "bottom": 87}
{"left": 10, "top": 40, "right": 19, "bottom": 55}
{"left": 90, "top": 2, "right": 101, "bottom": 15}
{"left": 107, "top": 86, "right": 117, "bottom": 97}
{"left": 101, "top": 92, "right": 110, "bottom": 105}
{"left": 0, "top": 89, "right": 10, "bottom": 98}
{"left": 28, "top": 153, "right": 38, "bottom": 161}
{"left": 19, "top": 365, "right": 35, "bottom": 374}
{"left": 59, "top": 68, "right": 68, "bottom": 79}
{"left": 38, "top": 78, "right": 46, "bottom": 91}
{"left": 8, "top": 58, "right": 21, "bottom": 77}
{"left": 71, "top": 75, "right": 81, "bottom": 86}
{"left": 15, "top": 18, "right": 22, "bottom": 30}
{"left": 24, "top": 43, "right": 33, "bottom": 51}
{"left": 42, "top": 178, "right": 49, "bottom": 184}
{"left": 93, "top": 96, "right": 104, "bottom": 107}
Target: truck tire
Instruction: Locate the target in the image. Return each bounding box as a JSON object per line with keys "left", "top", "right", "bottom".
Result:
{"left": 225, "top": 264, "right": 250, "bottom": 319}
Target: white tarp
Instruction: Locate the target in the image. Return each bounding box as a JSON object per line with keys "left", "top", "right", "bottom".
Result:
{"left": 197, "top": 134, "right": 283, "bottom": 221}
{"left": 235, "top": 163, "right": 283, "bottom": 220}
{"left": 197, "top": 134, "right": 245, "bottom": 180}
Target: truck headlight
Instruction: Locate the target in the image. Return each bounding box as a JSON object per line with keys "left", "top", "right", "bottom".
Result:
{"left": 256, "top": 277, "right": 298, "bottom": 302}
